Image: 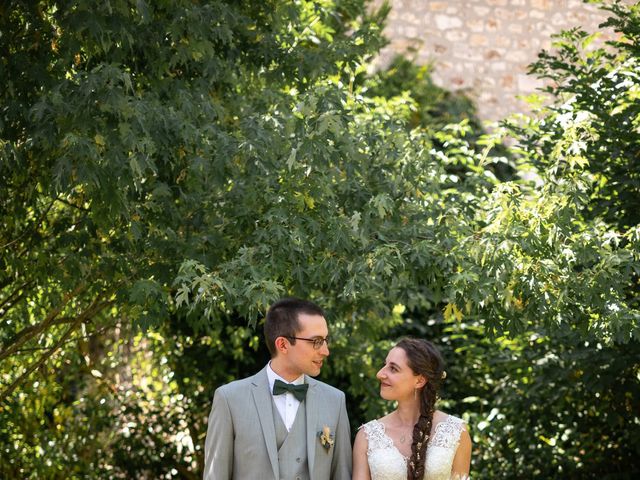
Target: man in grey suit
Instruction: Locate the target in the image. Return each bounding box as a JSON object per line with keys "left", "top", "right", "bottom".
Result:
{"left": 203, "top": 298, "right": 352, "bottom": 480}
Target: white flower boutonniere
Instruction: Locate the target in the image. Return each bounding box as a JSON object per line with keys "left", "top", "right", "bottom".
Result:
{"left": 318, "top": 425, "right": 335, "bottom": 452}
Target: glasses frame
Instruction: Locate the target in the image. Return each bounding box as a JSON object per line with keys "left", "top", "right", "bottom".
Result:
{"left": 285, "top": 335, "right": 330, "bottom": 350}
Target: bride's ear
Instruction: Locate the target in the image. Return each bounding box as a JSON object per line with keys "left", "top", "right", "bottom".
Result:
{"left": 415, "top": 374, "right": 427, "bottom": 389}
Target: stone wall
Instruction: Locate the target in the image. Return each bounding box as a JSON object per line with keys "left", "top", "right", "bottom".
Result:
{"left": 372, "top": 0, "right": 625, "bottom": 122}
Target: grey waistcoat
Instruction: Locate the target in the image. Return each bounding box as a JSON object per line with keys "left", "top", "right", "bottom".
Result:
{"left": 272, "top": 399, "right": 310, "bottom": 480}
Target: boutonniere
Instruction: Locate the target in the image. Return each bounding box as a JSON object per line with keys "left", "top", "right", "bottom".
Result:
{"left": 318, "top": 425, "right": 334, "bottom": 452}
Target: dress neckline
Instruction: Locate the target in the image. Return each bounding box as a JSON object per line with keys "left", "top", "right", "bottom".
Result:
{"left": 373, "top": 414, "right": 454, "bottom": 459}
{"left": 373, "top": 419, "right": 409, "bottom": 462}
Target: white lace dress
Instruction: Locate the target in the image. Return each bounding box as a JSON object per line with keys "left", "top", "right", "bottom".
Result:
{"left": 362, "top": 415, "right": 467, "bottom": 480}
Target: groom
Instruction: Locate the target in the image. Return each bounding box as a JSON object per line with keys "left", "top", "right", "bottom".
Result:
{"left": 203, "top": 297, "right": 352, "bottom": 480}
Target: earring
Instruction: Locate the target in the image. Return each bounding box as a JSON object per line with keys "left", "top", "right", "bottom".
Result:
{"left": 414, "top": 388, "right": 417, "bottom": 400}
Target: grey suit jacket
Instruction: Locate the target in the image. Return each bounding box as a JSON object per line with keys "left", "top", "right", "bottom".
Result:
{"left": 203, "top": 366, "right": 352, "bottom": 480}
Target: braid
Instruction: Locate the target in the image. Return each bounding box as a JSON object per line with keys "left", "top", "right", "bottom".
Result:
{"left": 395, "top": 337, "right": 445, "bottom": 480}
{"left": 407, "top": 382, "right": 437, "bottom": 480}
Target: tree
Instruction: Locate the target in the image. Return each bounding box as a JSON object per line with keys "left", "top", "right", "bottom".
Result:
{"left": 0, "top": 0, "right": 394, "bottom": 476}
{"left": 2, "top": 0, "right": 639, "bottom": 477}
{"left": 443, "top": 1, "right": 640, "bottom": 477}
{"left": 0, "top": 0, "right": 389, "bottom": 401}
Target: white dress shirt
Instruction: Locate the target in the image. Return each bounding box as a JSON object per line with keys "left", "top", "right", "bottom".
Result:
{"left": 266, "top": 362, "right": 304, "bottom": 431}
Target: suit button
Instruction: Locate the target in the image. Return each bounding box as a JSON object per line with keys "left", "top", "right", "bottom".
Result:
{"left": 296, "top": 457, "right": 301, "bottom": 463}
{"left": 296, "top": 477, "right": 301, "bottom": 480}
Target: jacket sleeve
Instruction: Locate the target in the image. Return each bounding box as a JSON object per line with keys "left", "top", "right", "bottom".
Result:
{"left": 330, "top": 391, "right": 352, "bottom": 480}
{"left": 203, "top": 387, "right": 234, "bottom": 480}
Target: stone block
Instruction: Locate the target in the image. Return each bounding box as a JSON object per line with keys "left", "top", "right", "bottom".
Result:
{"left": 553, "top": 11, "right": 574, "bottom": 26}
{"left": 513, "top": 10, "right": 528, "bottom": 20}
{"left": 500, "top": 74, "right": 515, "bottom": 88}
{"left": 486, "top": 19, "right": 501, "bottom": 31}
{"left": 531, "top": 0, "right": 552, "bottom": 9}
{"left": 428, "top": 2, "right": 448, "bottom": 11}
{"left": 404, "top": 26, "right": 419, "bottom": 37}
{"left": 435, "top": 14, "right": 463, "bottom": 30}
{"left": 509, "top": 50, "right": 530, "bottom": 63}
{"left": 491, "top": 7, "right": 513, "bottom": 20}
{"left": 467, "top": 19, "right": 485, "bottom": 32}
{"left": 484, "top": 49, "right": 503, "bottom": 60}
{"left": 433, "top": 43, "right": 448, "bottom": 53}
{"left": 470, "top": 34, "right": 489, "bottom": 46}
{"left": 445, "top": 30, "right": 469, "bottom": 42}
{"left": 494, "top": 36, "right": 512, "bottom": 48}
{"left": 508, "top": 23, "right": 523, "bottom": 34}
{"left": 518, "top": 74, "right": 544, "bottom": 91}
{"left": 460, "top": 49, "right": 485, "bottom": 61}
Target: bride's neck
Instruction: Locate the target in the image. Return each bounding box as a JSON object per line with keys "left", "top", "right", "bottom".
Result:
{"left": 394, "top": 402, "right": 420, "bottom": 427}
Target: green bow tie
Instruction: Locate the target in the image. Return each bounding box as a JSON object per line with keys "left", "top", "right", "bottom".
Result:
{"left": 273, "top": 379, "right": 308, "bottom": 402}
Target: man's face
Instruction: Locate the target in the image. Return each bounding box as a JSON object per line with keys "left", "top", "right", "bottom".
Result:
{"left": 285, "top": 313, "right": 330, "bottom": 378}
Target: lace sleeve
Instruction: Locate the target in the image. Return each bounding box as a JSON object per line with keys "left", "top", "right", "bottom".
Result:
{"left": 429, "top": 415, "right": 465, "bottom": 449}
{"left": 362, "top": 420, "right": 394, "bottom": 453}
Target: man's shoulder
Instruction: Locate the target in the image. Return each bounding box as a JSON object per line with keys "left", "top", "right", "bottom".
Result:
{"left": 215, "top": 369, "right": 265, "bottom": 395}
{"left": 308, "top": 377, "right": 345, "bottom": 398}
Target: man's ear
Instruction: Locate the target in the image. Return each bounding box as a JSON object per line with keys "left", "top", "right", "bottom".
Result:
{"left": 275, "top": 336, "right": 289, "bottom": 354}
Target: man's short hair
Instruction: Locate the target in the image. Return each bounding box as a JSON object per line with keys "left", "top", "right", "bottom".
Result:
{"left": 264, "top": 298, "right": 325, "bottom": 357}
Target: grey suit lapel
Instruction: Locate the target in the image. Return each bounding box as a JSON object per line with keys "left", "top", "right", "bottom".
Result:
{"left": 252, "top": 368, "right": 279, "bottom": 480}
{"left": 305, "top": 376, "right": 318, "bottom": 478}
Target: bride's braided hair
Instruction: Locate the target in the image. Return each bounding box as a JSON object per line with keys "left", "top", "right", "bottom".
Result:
{"left": 396, "top": 338, "right": 445, "bottom": 480}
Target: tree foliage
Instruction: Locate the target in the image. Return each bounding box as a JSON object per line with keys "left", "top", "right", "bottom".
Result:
{"left": 1, "top": 0, "right": 639, "bottom": 478}
{"left": 452, "top": 1, "right": 640, "bottom": 476}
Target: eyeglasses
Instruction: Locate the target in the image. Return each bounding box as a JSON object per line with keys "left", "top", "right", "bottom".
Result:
{"left": 285, "top": 336, "right": 330, "bottom": 350}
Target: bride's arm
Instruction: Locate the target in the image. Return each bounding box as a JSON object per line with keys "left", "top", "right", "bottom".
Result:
{"left": 451, "top": 427, "right": 472, "bottom": 479}
{"left": 352, "top": 428, "right": 372, "bottom": 480}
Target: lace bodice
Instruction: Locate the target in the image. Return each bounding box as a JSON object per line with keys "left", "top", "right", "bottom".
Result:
{"left": 362, "top": 415, "right": 466, "bottom": 480}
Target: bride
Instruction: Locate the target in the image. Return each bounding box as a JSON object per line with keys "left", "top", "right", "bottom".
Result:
{"left": 352, "top": 337, "right": 472, "bottom": 480}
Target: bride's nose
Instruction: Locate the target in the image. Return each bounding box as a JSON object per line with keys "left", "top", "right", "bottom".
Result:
{"left": 376, "top": 368, "right": 385, "bottom": 380}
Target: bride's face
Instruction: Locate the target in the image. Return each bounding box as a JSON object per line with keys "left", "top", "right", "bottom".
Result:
{"left": 376, "top": 347, "right": 425, "bottom": 401}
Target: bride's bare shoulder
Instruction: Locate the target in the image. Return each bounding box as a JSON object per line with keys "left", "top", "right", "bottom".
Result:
{"left": 376, "top": 412, "right": 395, "bottom": 427}
{"left": 432, "top": 410, "right": 466, "bottom": 428}
{"left": 433, "top": 409, "right": 449, "bottom": 424}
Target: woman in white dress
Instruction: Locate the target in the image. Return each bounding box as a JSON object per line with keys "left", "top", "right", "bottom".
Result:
{"left": 352, "top": 338, "right": 472, "bottom": 480}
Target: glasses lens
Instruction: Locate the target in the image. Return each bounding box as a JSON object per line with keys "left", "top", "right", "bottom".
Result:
{"left": 313, "top": 337, "right": 329, "bottom": 349}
